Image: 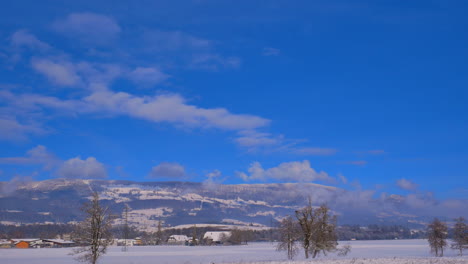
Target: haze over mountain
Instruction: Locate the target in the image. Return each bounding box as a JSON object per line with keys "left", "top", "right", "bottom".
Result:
{"left": 1, "top": 179, "right": 465, "bottom": 231}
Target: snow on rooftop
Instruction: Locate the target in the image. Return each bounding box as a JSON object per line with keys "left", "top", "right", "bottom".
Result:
{"left": 168, "top": 235, "right": 189, "bottom": 242}
{"left": 203, "top": 231, "right": 231, "bottom": 242}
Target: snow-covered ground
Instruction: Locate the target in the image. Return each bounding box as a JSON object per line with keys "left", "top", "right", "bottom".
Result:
{"left": 1, "top": 240, "right": 467, "bottom": 264}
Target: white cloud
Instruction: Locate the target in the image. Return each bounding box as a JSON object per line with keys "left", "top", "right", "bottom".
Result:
{"left": 190, "top": 54, "right": 241, "bottom": 71}
{"left": 0, "top": 145, "right": 108, "bottom": 179}
{"left": 262, "top": 47, "right": 280, "bottom": 56}
{"left": 237, "top": 160, "right": 331, "bottom": 182}
{"left": 206, "top": 169, "right": 222, "bottom": 179}
{"left": 57, "top": 156, "right": 107, "bottom": 179}
{"left": 143, "top": 29, "right": 212, "bottom": 51}
{"left": 203, "top": 169, "right": 224, "bottom": 189}
{"left": 342, "top": 160, "right": 368, "bottom": 166}
{"left": 355, "top": 149, "right": 385, "bottom": 155}
{"left": 141, "top": 30, "right": 241, "bottom": 71}
{"left": 0, "top": 118, "right": 46, "bottom": 141}
{"left": 30, "top": 57, "right": 125, "bottom": 89}
{"left": 31, "top": 58, "right": 81, "bottom": 86}
{"left": 235, "top": 130, "right": 282, "bottom": 148}
{"left": 82, "top": 91, "right": 270, "bottom": 131}
{"left": 338, "top": 174, "right": 348, "bottom": 184}
{"left": 11, "top": 30, "right": 50, "bottom": 51}
{"left": 53, "top": 12, "right": 121, "bottom": 44}
{"left": 1, "top": 90, "right": 270, "bottom": 135}
{"left": 396, "top": 178, "right": 419, "bottom": 191}
{"left": 294, "top": 147, "right": 338, "bottom": 156}
{"left": 74, "top": 62, "right": 123, "bottom": 87}
{"left": 234, "top": 130, "right": 338, "bottom": 155}
{"left": 149, "top": 162, "right": 186, "bottom": 179}
{"left": 127, "top": 67, "right": 170, "bottom": 86}
{"left": 0, "top": 145, "right": 58, "bottom": 170}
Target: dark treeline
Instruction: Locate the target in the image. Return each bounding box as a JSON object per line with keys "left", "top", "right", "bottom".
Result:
{"left": 337, "top": 225, "right": 425, "bottom": 240}
{"left": 1, "top": 223, "right": 426, "bottom": 241}
{"left": 0, "top": 224, "right": 143, "bottom": 240}
{"left": 0, "top": 224, "right": 75, "bottom": 239}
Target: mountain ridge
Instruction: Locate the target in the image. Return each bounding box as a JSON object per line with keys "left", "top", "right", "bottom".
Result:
{"left": 0, "top": 179, "right": 430, "bottom": 231}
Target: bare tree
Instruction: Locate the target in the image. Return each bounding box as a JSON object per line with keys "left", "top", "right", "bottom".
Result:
{"left": 228, "top": 228, "right": 244, "bottom": 245}
{"left": 276, "top": 216, "right": 300, "bottom": 260}
{"left": 72, "top": 192, "right": 114, "bottom": 264}
{"left": 337, "top": 244, "right": 352, "bottom": 257}
{"left": 309, "top": 205, "right": 338, "bottom": 258}
{"left": 451, "top": 217, "right": 468, "bottom": 256}
{"left": 295, "top": 201, "right": 338, "bottom": 259}
{"left": 427, "top": 218, "right": 448, "bottom": 257}
{"left": 225, "top": 228, "right": 253, "bottom": 245}
{"left": 295, "top": 200, "right": 314, "bottom": 258}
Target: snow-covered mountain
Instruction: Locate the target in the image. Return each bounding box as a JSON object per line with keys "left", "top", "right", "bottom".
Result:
{"left": 0, "top": 179, "right": 429, "bottom": 230}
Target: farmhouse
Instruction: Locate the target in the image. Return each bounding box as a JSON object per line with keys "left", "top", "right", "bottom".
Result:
{"left": 203, "top": 231, "right": 231, "bottom": 244}
{"left": 115, "top": 239, "right": 136, "bottom": 247}
{"left": 41, "top": 239, "right": 75, "bottom": 248}
{"left": 0, "top": 239, "right": 12, "bottom": 248}
{"left": 167, "top": 235, "right": 189, "bottom": 244}
{"left": 134, "top": 237, "right": 143, "bottom": 246}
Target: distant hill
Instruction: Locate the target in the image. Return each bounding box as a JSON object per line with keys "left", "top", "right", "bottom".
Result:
{"left": 0, "top": 179, "right": 431, "bottom": 231}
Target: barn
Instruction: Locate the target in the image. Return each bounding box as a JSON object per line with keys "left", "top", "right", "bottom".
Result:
{"left": 11, "top": 239, "right": 41, "bottom": 248}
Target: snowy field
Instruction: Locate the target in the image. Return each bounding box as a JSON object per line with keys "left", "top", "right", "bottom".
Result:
{"left": 1, "top": 240, "right": 467, "bottom": 264}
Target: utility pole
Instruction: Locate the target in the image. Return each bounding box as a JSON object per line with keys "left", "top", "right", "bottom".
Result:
{"left": 122, "top": 204, "right": 129, "bottom": 252}
{"left": 270, "top": 215, "right": 274, "bottom": 243}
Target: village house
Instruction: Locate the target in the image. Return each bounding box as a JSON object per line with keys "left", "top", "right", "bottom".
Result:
{"left": 115, "top": 238, "right": 137, "bottom": 247}
{"left": 7, "top": 239, "right": 75, "bottom": 248}
{"left": 203, "top": 231, "right": 231, "bottom": 245}
{"left": 0, "top": 239, "right": 12, "bottom": 248}
{"left": 41, "top": 239, "right": 75, "bottom": 248}
{"left": 167, "top": 235, "right": 189, "bottom": 245}
{"left": 134, "top": 237, "right": 143, "bottom": 246}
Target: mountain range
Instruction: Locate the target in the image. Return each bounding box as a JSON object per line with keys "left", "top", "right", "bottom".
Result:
{"left": 0, "top": 179, "right": 431, "bottom": 231}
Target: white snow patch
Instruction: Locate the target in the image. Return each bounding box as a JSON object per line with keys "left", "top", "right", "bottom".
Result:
{"left": 2, "top": 240, "right": 467, "bottom": 264}
{"left": 248, "top": 211, "right": 275, "bottom": 217}
{"left": 38, "top": 212, "right": 50, "bottom": 215}
{"left": 113, "top": 207, "right": 173, "bottom": 232}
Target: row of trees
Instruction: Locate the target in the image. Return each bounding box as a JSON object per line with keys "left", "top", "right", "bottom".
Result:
{"left": 277, "top": 204, "right": 468, "bottom": 260}
{"left": 428, "top": 217, "right": 468, "bottom": 257}
{"left": 0, "top": 222, "right": 426, "bottom": 241}
{"left": 337, "top": 224, "right": 424, "bottom": 240}
{"left": 70, "top": 192, "right": 468, "bottom": 263}
{"left": 276, "top": 201, "right": 343, "bottom": 260}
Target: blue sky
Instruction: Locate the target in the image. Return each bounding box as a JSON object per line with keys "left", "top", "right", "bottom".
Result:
{"left": 0, "top": 0, "right": 467, "bottom": 209}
